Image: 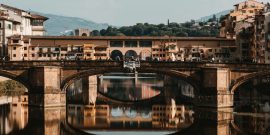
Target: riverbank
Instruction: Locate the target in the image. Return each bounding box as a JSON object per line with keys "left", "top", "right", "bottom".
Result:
{"left": 0, "top": 80, "right": 27, "bottom": 97}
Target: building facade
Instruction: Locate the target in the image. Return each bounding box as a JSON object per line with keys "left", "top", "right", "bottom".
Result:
{"left": 264, "top": 4, "right": 270, "bottom": 63}
{"left": 7, "top": 36, "right": 236, "bottom": 62}
{"left": 220, "top": 0, "right": 270, "bottom": 63}
{"left": 0, "top": 4, "right": 47, "bottom": 57}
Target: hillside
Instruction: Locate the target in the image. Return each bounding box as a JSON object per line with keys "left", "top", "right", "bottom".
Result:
{"left": 34, "top": 10, "right": 231, "bottom": 36}
{"left": 34, "top": 12, "right": 110, "bottom": 35}
{"left": 197, "top": 9, "right": 231, "bottom": 22}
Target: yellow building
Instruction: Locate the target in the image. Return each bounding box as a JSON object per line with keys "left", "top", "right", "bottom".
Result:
{"left": 7, "top": 35, "right": 236, "bottom": 62}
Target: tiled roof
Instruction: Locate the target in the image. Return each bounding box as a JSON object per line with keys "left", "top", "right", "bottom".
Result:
{"left": 30, "top": 14, "right": 48, "bottom": 20}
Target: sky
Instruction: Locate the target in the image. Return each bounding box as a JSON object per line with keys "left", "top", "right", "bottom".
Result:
{"left": 1, "top": 0, "right": 269, "bottom": 26}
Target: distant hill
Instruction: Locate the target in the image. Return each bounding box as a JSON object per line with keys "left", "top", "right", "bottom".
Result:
{"left": 34, "top": 12, "right": 110, "bottom": 36}
{"left": 197, "top": 9, "right": 231, "bottom": 22}
{"left": 34, "top": 10, "right": 231, "bottom": 36}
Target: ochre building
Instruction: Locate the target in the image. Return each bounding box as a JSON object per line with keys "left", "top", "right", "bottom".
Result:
{"left": 7, "top": 35, "right": 236, "bottom": 62}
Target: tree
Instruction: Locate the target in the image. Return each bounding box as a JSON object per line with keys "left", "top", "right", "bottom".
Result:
{"left": 95, "top": 21, "right": 220, "bottom": 37}
{"left": 92, "top": 30, "right": 100, "bottom": 36}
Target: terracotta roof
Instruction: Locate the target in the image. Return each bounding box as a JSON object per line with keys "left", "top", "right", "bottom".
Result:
{"left": 30, "top": 14, "right": 48, "bottom": 20}
{"left": 8, "top": 35, "right": 235, "bottom": 41}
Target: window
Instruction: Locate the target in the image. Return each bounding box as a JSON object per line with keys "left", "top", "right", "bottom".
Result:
{"left": 43, "top": 54, "right": 46, "bottom": 57}
{"left": 32, "top": 47, "right": 35, "bottom": 51}
{"left": 55, "top": 48, "right": 60, "bottom": 51}
{"left": 139, "top": 41, "right": 152, "bottom": 47}
{"left": 39, "top": 54, "right": 42, "bottom": 57}
{"left": 110, "top": 41, "right": 123, "bottom": 47}
{"left": 32, "top": 54, "right": 35, "bottom": 57}
{"left": 87, "top": 54, "right": 91, "bottom": 56}
{"left": 31, "top": 20, "right": 44, "bottom": 26}
{"left": 13, "top": 47, "right": 16, "bottom": 50}
{"left": 24, "top": 40, "right": 29, "bottom": 44}
{"left": 47, "top": 48, "right": 51, "bottom": 52}
{"left": 13, "top": 40, "right": 19, "bottom": 43}
{"left": 125, "top": 41, "right": 137, "bottom": 47}
{"left": 24, "top": 54, "right": 27, "bottom": 57}
{"left": 48, "top": 54, "right": 51, "bottom": 57}
{"left": 53, "top": 54, "right": 56, "bottom": 57}
{"left": 7, "top": 24, "right": 11, "bottom": 29}
{"left": 61, "top": 47, "right": 67, "bottom": 51}
{"left": 39, "top": 48, "right": 43, "bottom": 52}
{"left": 24, "top": 47, "right": 27, "bottom": 50}
{"left": 0, "top": 23, "right": 1, "bottom": 28}
{"left": 13, "top": 54, "right": 16, "bottom": 57}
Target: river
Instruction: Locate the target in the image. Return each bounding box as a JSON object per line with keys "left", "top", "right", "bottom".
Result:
{"left": 0, "top": 73, "right": 269, "bottom": 135}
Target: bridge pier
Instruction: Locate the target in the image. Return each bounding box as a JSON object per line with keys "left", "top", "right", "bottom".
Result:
{"left": 22, "top": 107, "right": 66, "bottom": 135}
{"left": 28, "top": 67, "right": 66, "bottom": 107}
{"left": 82, "top": 75, "right": 98, "bottom": 105}
{"left": 196, "top": 68, "right": 233, "bottom": 108}
{"left": 195, "top": 108, "right": 233, "bottom": 135}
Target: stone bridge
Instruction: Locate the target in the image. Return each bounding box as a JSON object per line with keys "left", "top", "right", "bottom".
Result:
{"left": 0, "top": 61, "right": 270, "bottom": 108}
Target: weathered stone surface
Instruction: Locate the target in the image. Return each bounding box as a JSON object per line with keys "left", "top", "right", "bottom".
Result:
{"left": 29, "top": 67, "right": 66, "bottom": 107}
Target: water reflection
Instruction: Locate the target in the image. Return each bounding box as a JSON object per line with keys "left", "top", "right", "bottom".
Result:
{"left": 235, "top": 77, "right": 270, "bottom": 113}
{"left": 67, "top": 73, "right": 195, "bottom": 103}
{"left": 67, "top": 101, "right": 194, "bottom": 134}
{"left": 99, "top": 73, "right": 163, "bottom": 101}
{"left": 0, "top": 73, "right": 270, "bottom": 134}
{"left": 0, "top": 96, "right": 28, "bottom": 135}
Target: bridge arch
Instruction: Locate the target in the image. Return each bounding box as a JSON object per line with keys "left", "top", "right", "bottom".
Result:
{"left": 0, "top": 70, "right": 31, "bottom": 90}
{"left": 125, "top": 50, "right": 138, "bottom": 58}
{"left": 81, "top": 33, "right": 88, "bottom": 36}
{"left": 110, "top": 50, "right": 123, "bottom": 60}
{"left": 230, "top": 71, "right": 270, "bottom": 93}
{"left": 61, "top": 68, "right": 201, "bottom": 99}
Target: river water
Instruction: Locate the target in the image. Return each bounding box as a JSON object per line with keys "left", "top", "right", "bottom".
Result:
{"left": 0, "top": 73, "right": 270, "bottom": 135}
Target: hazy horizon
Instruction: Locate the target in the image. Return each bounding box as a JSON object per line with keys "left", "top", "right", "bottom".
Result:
{"left": 1, "top": 0, "right": 269, "bottom": 26}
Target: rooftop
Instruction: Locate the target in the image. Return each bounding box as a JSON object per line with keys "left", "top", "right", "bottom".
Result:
{"left": 0, "top": 4, "right": 26, "bottom": 12}
{"left": 30, "top": 14, "right": 48, "bottom": 20}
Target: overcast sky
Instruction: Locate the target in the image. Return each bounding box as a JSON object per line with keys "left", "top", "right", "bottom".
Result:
{"left": 1, "top": 0, "right": 269, "bottom": 26}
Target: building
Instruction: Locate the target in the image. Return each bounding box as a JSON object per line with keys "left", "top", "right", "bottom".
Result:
{"left": 7, "top": 36, "right": 236, "bottom": 62}
{"left": 0, "top": 4, "right": 47, "bottom": 57}
{"left": 219, "top": 0, "right": 270, "bottom": 63}
{"left": 74, "top": 28, "right": 91, "bottom": 36}
{"left": 230, "top": 0, "right": 265, "bottom": 22}
{"left": 264, "top": 4, "right": 270, "bottom": 63}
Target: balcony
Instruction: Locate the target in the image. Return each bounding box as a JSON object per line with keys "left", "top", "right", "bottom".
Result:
{"left": 32, "top": 26, "right": 45, "bottom": 31}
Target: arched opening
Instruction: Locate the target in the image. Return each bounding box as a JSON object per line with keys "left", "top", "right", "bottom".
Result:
{"left": 125, "top": 50, "right": 138, "bottom": 59}
{"left": 0, "top": 76, "right": 29, "bottom": 135}
{"left": 81, "top": 33, "right": 88, "bottom": 36}
{"left": 140, "top": 50, "right": 151, "bottom": 61}
{"left": 62, "top": 69, "right": 199, "bottom": 104}
{"left": 233, "top": 73, "right": 270, "bottom": 113}
{"left": 63, "top": 69, "right": 197, "bottom": 134}
{"left": 110, "top": 50, "right": 123, "bottom": 61}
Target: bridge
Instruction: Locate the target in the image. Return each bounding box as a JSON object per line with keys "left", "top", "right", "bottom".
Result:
{"left": 0, "top": 61, "right": 270, "bottom": 108}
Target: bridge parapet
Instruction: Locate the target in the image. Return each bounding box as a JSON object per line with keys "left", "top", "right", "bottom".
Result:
{"left": 0, "top": 61, "right": 270, "bottom": 70}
